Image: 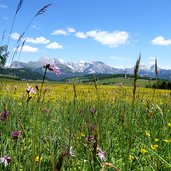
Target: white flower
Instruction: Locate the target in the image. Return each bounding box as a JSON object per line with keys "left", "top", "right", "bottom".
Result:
{"left": 67, "top": 146, "right": 75, "bottom": 157}
{"left": 0, "top": 156, "right": 11, "bottom": 167}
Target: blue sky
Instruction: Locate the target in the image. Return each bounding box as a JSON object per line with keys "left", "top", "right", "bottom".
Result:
{"left": 0, "top": 0, "right": 171, "bottom": 68}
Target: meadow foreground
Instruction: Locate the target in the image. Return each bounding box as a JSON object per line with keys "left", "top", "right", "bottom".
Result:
{"left": 0, "top": 81, "right": 171, "bottom": 170}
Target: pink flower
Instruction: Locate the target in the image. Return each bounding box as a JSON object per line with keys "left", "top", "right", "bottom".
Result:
{"left": 43, "top": 64, "right": 51, "bottom": 70}
{"left": 0, "top": 156, "right": 11, "bottom": 167}
{"left": 12, "top": 131, "right": 20, "bottom": 139}
{"left": 90, "top": 108, "right": 96, "bottom": 114}
{"left": 44, "top": 64, "right": 60, "bottom": 76}
{"left": 26, "top": 84, "right": 36, "bottom": 94}
{"left": 0, "top": 111, "right": 9, "bottom": 121}
{"left": 52, "top": 66, "right": 60, "bottom": 76}
{"left": 85, "top": 135, "right": 95, "bottom": 143}
{"left": 97, "top": 148, "right": 106, "bottom": 161}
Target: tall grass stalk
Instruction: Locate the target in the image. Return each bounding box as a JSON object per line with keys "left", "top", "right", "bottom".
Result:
{"left": 155, "top": 58, "right": 158, "bottom": 79}
{"left": 9, "top": 4, "right": 52, "bottom": 66}
{"left": 7, "top": 0, "right": 24, "bottom": 47}
{"left": 1, "top": 30, "right": 6, "bottom": 44}
{"left": 93, "top": 75, "right": 97, "bottom": 92}
{"left": 38, "top": 65, "right": 48, "bottom": 102}
{"left": 152, "top": 58, "right": 158, "bottom": 100}
{"left": 133, "top": 54, "right": 141, "bottom": 103}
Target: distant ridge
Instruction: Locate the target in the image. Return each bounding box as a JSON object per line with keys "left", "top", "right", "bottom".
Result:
{"left": 10, "top": 57, "right": 171, "bottom": 80}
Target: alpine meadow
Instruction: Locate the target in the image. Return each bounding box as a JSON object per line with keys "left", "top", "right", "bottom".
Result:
{"left": 1, "top": 0, "right": 171, "bottom": 171}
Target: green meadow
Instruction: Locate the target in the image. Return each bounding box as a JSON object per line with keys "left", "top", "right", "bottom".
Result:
{"left": 0, "top": 79, "right": 171, "bottom": 170}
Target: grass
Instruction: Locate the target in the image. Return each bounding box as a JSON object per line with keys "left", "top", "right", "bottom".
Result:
{"left": 0, "top": 80, "right": 171, "bottom": 170}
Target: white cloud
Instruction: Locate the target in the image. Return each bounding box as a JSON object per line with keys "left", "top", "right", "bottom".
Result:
{"left": 75, "top": 30, "right": 129, "bottom": 47}
{"left": 11, "top": 32, "right": 20, "bottom": 40}
{"left": 151, "top": 36, "right": 171, "bottom": 46}
{"left": 67, "top": 27, "right": 76, "bottom": 33}
{"left": 75, "top": 32, "right": 87, "bottom": 39}
{"left": 51, "top": 27, "right": 76, "bottom": 36}
{"left": 46, "top": 42, "right": 63, "bottom": 49}
{"left": 0, "top": 4, "right": 8, "bottom": 8}
{"left": 14, "top": 45, "right": 38, "bottom": 53}
{"left": 51, "top": 29, "right": 67, "bottom": 36}
{"left": 26, "top": 37, "right": 50, "bottom": 44}
{"left": 11, "top": 33, "right": 50, "bottom": 44}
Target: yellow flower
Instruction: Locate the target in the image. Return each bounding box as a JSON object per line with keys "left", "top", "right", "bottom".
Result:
{"left": 140, "top": 149, "right": 147, "bottom": 154}
{"left": 145, "top": 131, "right": 150, "bottom": 137}
{"left": 129, "top": 155, "right": 135, "bottom": 162}
{"left": 154, "top": 138, "right": 160, "bottom": 142}
{"left": 163, "top": 139, "right": 171, "bottom": 143}
{"left": 151, "top": 144, "right": 158, "bottom": 150}
{"left": 80, "top": 132, "right": 85, "bottom": 137}
{"left": 168, "top": 123, "right": 171, "bottom": 127}
{"left": 35, "top": 156, "right": 42, "bottom": 162}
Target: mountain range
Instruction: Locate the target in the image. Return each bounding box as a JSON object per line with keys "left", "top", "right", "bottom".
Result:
{"left": 10, "top": 57, "right": 171, "bottom": 80}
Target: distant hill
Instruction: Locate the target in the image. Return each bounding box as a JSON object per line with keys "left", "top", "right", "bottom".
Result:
{"left": 10, "top": 57, "right": 171, "bottom": 80}
{"left": 0, "top": 68, "right": 48, "bottom": 81}
{"left": 5, "top": 57, "right": 171, "bottom": 81}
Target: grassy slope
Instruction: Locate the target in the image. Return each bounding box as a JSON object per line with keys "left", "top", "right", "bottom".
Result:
{"left": 65, "top": 75, "right": 156, "bottom": 88}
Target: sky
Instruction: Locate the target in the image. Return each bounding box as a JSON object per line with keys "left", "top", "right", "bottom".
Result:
{"left": 0, "top": 0, "right": 171, "bottom": 68}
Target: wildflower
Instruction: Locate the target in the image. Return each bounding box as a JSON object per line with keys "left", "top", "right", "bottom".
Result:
{"left": 26, "top": 84, "right": 36, "bottom": 94}
{"left": 85, "top": 135, "right": 94, "bottom": 143}
{"left": 80, "top": 132, "right": 85, "bottom": 137}
{"left": 129, "top": 155, "right": 135, "bottom": 162}
{"left": 52, "top": 66, "right": 60, "bottom": 76}
{"left": 163, "top": 139, "right": 171, "bottom": 143}
{"left": 140, "top": 149, "right": 147, "bottom": 154}
{"left": 90, "top": 108, "right": 96, "bottom": 114}
{"left": 145, "top": 131, "right": 150, "bottom": 137}
{"left": 154, "top": 138, "right": 160, "bottom": 142}
{"left": 14, "top": 85, "right": 17, "bottom": 94}
{"left": 151, "top": 144, "right": 158, "bottom": 150}
{"left": 43, "top": 64, "right": 51, "bottom": 69}
{"left": 12, "top": 131, "right": 20, "bottom": 139}
{"left": 35, "top": 156, "right": 42, "bottom": 162}
{"left": 83, "top": 159, "right": 87, "bottom": 163}
{"left": 35, "top": 85, "right": 39, "bottom": 91}
{"left": 0, "top": 156, "right": 11, "bottom": 167}
{"left": 66, "top": 146, "right": 75, "bottom": 157}
{"left": 0, "top": 111, "right": 9, "bottom": 121}
{"left": 6, "top": 85, "right": 10, "bottom": 91}
{"left": 97, "top": 148, "right": 106, "bottom": 161}
{"left": 44, "top": 64, "right": 60, "bottom": 76}
{"left": 168, "top": 123, "right": 171, "bottom": 128}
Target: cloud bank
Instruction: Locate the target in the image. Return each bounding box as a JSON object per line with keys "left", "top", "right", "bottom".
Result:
{"left": 75, "top": 30, "right": 129, "bottom": 47}
{"left": 14, "top": 45, "right": 38, "bottom": 53}
{"left": 151, "top": 36, "right": 171, "bottom": 46}
{"left": 46, "top": 42, "right": 63, "bottom": 49}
